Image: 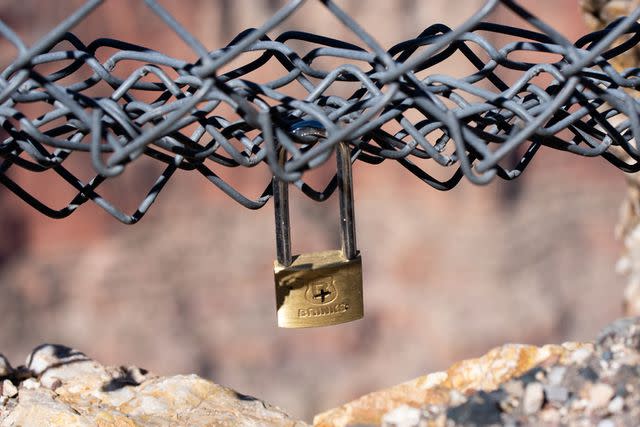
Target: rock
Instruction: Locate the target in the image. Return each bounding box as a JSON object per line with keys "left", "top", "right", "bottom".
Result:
{"left": 314, "top": 343, "right": 588, "bottom": 427}
{"left": 0, "top": 344, "right": 308, "bottom": 427}
{"left": 502, "top": 380, "right": 524, "bottom": 399}
{"left": 597, "top": 317, "right": 640, "bottom": 351}
{"left": 1, "top": 380, "right": 17, "bottom": 398}
{"left": 0, "top": 356, "right": 11, "bottom": 378}
{"left": 544, "top": 384, "right": 569, "bottom": 404}
{"left": 26, "top": 344, "right": 89, "bottom": 376}
{"left": 539, "top": 407, "right": 561, "bottom": 424}
{"left": 317, "top": 318, "right": 640, "bottom": 426}
{"left": 597, "top": 419, "right": 616, "bottom": 427}
{"left": 7, "top": 317, "right": 640, "bottom": 426}
{"left": 124, "top": 365, "right": 148, "bottom": 385}
{"left": 547, "top": 366, "right": 567, "bottom": 385}
{"left": 446, "top": 391, "right": 504, "bottom": 425}
{"left": 608, "top": 396, "right": 625, "bottom": 414}
{"left": 381, "top": 405, "right": 421, "bottom": 427}
{"left": 522, "top": 382, "right": 544, "bottom": 415}
{"left": 448, "top": 390, "right": 466, "bottom": 407}
{"left": 588, "top": 383, "right": 615, "bottom": 410}
{"left": 570, "top": 347, "right": 593, "bottom": 365}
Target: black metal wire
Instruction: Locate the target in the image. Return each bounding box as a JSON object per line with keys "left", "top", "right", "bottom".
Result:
{"left": 1, "top": 0, "right": 640, "bottom": 223}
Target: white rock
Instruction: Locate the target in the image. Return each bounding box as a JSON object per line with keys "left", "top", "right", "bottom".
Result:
{"left": 125, "top": 366, "right": 148, "bottom": 384}
{"left": 94, "top": 385, "right": 135, "bottom": 407}
{"left": 588, "top": 383, "right": 615, "bottom": 409}
{"left": 608, "top": 395, "right": 624, "bottom": 414}
{"left": 544, "top": 385, "right": 569, "bottom": 403}
{"left": 571, "top": 398, "right": 588, "bottom": 411}
{"left": 449, "top": 390, "right": 466, "bottom": 406}
{"left": 26, "top": 344, "right": 88, "bottom": 376}
{"left": 570, "top": 347, "right": 593, "bottom": 365}
{"left": 597, "top": 419, "right": 615, "bottom": 427}
{"left": 503, "top": 380, "right": 524, "bottom": 398}
{"left": 547, "top": 366, "right": 566, "bottom": 386}
{"left": 129, "top": 394, "right": 169, "bottom": 416}
{"left": 382, "top": 404, "right": 422, "bottom": 427}
{"left": 0, "top": 356, "right": 12, "bottom": 377}
{"left": 523, "top": 382, "right": 544, "bottom": 415}
{"left": 539, "top": 407, "right": 560, "bottom": 424}
{"left": 1, "top": 380, "right": 17, "bottom": 398}
{"left": 27, "top": 344, "right": 106, "bottom": 393}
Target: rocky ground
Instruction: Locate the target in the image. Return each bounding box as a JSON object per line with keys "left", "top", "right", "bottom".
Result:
{"left": 317, "top": 317, "right": 640, "bottom": 427}
{"left": 0, "top": 344, "right": 307, "bottom": 427}
{"left": 4, "top": 317, "right": 640, "bottom": 426}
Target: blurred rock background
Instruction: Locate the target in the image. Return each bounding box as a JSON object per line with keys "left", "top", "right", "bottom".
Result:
{"left": 0, "top": 0, "right": 628, "bottom": 422}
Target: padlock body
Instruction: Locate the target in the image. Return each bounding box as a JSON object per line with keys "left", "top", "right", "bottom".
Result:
{"left": 274, "top": 250, "right": 363, "bottom": 328}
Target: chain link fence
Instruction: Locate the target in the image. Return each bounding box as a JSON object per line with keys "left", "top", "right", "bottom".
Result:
{"left": 1, "top": 0, "right": 639, "bottom": 223}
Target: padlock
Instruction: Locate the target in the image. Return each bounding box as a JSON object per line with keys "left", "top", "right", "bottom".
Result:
{"left": 272, "top": 138, "right": 363, "bottom": 328}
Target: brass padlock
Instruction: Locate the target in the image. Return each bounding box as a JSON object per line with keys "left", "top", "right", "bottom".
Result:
{"left": 272, "top": 137, "right": 363, "bottom": 328}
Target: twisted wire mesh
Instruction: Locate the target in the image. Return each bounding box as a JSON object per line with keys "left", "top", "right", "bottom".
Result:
{"left": 1, "top": 0, "right": 640, "bottom": 223}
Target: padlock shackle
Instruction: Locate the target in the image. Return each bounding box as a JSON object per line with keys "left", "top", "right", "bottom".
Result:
{"left": 273, "top": 138, "right": 358, "bottom": 267}
{"left": 274, "top": 148, "right": 292, "bottom": 266}
{"left": 336, "top": 141, "right": 357, "bottom": 260}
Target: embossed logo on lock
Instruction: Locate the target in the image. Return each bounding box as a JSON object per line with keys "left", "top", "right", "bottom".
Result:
{"left": 305, "top": 278, "right": 338, "bottom": 305}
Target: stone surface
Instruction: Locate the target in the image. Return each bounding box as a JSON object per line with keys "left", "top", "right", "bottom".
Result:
{"left": 544, "top": 384, "right": 569, "bottom": 404}
{"left": 0, "top": 357, "right": 11, "bottom": 378}
{"left": 4, "top": 322, "right": 640, "bottom": 426}
{"left": 314, "top": 342, "right": 589, "bottom": 427}
{"left": 588, "top": 383, "right": 615, "bottom": 410}
{"left": 0, "top": 344, "right": 307, "bottom": 427}
{"left": 316, "top": 317, "right": 640, "bottom": 426}
{"left": 522, "top": 382, "right": 544, "bottom": 415}
{"left": 380, "top": 405, "right": 421, "bottom": 427}
{"left": 1, "top": 381, "right": 16, "bottom": 398}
